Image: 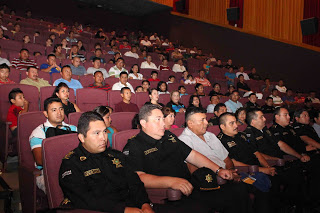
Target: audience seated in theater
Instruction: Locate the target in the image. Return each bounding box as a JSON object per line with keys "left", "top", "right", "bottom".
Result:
{"left": 108, "top": 46, "right": 119, "bottom": 55}
{"left": 194, "top": 83, "right": 205, "bottom": 97}
{"left": 52, "top": 82, "right": 81, "bottom": 117}
{"left": 86, "top": 57, "right": 109, "bottom": 78}
{"left": 225, "top": 90, "right": 243, "bottom": 113}
{"left": 149, "top": 33, "right": 159, "bottom": 41}
{"left": 309, "top": 91, "right": 320, "bottom": 104}
{"left": 148, "top": 70, "right": 160, "bottom": 82}
{"left": 194, "top": 49, "right": 206, "bottom": 60}
{"left": 109, "top": 52, "right": 121, "bottom": 64}
{"left": 11, "top": 48, "right": 38, "bottom": 71}
{"left": 51, "top": 23, "right": 65, "bottom": 36}
{"left": 53, "top": 44, "right": 66, "bottom": 60}
{"left": 188, "top": 95, "right": 205, "bottom": 111}
{"left": 162, "top": 106, "right": 178, "bottom": 130}
{"left": 194, "top": 70, "right": 211, "bottom": 87}
{"left": 11, "top": 23, "right": 21, "bottom": 35}
{"left": 140, "top": 35, "right": 152, "bottom": 48}
{"left": 275, "top": 80, "right": 287, "bottom": 93}
{"left": 270, "top": 89, "right": 283, "bottom": 106}
{"left": 119, "top": 40, "right": 131, "bottom": 50}
{"left": 182, "top": 48, "right": 192, "bottom": 59}
{"left": 139, "top": 50, "right": 147, "bottom": 60}
{"left": 248, "top": 67, "right": 261, "bottom": 80}
{"left": 22, "top": 35, "right": 31, "bottom": 44}
{"left": 184, "top": 74, "right": 196, "bottom": 85}
{"left": 7, "top": 88, "right": 29, "bottom": 136}
{"left": 68, "top": 45, "right": 86, "bottom": 62}
{"left": 0, "top": 47, "right": 10, "bottom": 66}
{"left": 0, "top": 28, "right": 9, "bottom": 40}
{"left": 135, "top": 86, "right": 143, "bottom": 92}
{"left": 157, "top": 81, "right": 169, "bottom": 94}
{"left": 225, "top": 67, "right": 236, "bottom": 86}
{"left": 225, "top": 85, "right": 235, "bottom": 97}
{"left": 172, "top": 59, "right": 186, "bottom": 73}
{"left": 95, "top": 30, "right": 107, "bottom": 41}
{"left": 53, "top": 65, "right": 83, "bottom": 95}
{"left": 141, "top": 80, "right": 150, "bottom": 92}
{"left": 261, "top": 78, "right": 274, "bottom": 93}
{"left": 61, "top": 38, "right": 70, "bottom": 52}
{"left": 206, "top": 94, "right": 220, "bottom": 113}
{"left": 141, "top": 55, "right": 157, "bottom": 70}
{"left": 128, "top": 64, "right": 143, "bottom": 80}
{"left": 45, "top": 38, "right": 53, "bottom": 48}
{"left": 20, "top": 66, "right": 51, "bottom": 91}
{"left": 236, "top": 66, "right": 250, "bottom": 80}
{"left": 209, "top": 83, "right": 224, "bottom": 97}
{"left": 208, "top": 53, "right": 216, "bottom": 62}
{"left": 214, "top": 59, "right": 223, "bottom": 68}
{"left": 115, "top": 87, "right": 139, "bottom": 113}
{"left": 109, "top": 58, "right": 128, "bottom": 78}
{"left": 235, "top": 107, "right": 247, "bottom": 126}
{"left": 224, "top": 59, "right": 238, "bottom": 69}
{"left": 77, "top": 40, "right": 86, "bottom": 52}
{"left": 294, "top": 91, "right": 305, "bottom": 104}
{"left": 124, "top": 46, "right": 139, "bottom": 59}
{"left": 178, "top": 85, "right": 188, "bottom": 96}
{"left": 237, "top": 74, "right": 253, "bottom": 97}
{"left": 208, "top": 103, "right": 227, "bottom": 126}
{"left": 158, "top": 58, "right": 171, "bottom": 71}
{"left": 261, "top": 97, "right": 275, "bottom": 114}
{"left": 88, "top": 71, "right": 111, "bottom": 92}
{"left": 68, "top": 56, "right": 86, "bottom": 76}
{"left": 167, "top": 75, "right": 175, "bottom": 84}
{"left": 40, "top": 54, "right": 61, "bottom": 75}
{"left": 145, "top": 88, "right": 164, "bottom": 107}
{"left": 30, "top": 97, "right": 77, "bottom": 192}
{"left": 281, "top": 89, "right": 296, "bottom": 105}
{"left": 93, "top": 106, "right": 118, "bottom": 148}
{"left": 89, "top": 48, "right": 106, "bottom": 64}
{"left": 180, "top": 71, "right": 188, "bottom": 84}
{"left": 203, "top": 58, "right": 212, "bottom": 74}
{"left": 112, "top": 71, "right": 135, "bottom": 93}
{"left": 0, "top": 63, "right": 15, "bottom": 84}
{"left": 244, "top": 93, "right": 260, "bottom": 111}
{"left": 66, "top": 31, "right": 78, "bottom": 43}
{"left": 171, "top": 48, "right": 183, "bottom": 61}
{"left": 166, "top": 90, "right": 186, "bottom": 113}
{"left": 312, "top": 111, "right": 320, "bottom": 138}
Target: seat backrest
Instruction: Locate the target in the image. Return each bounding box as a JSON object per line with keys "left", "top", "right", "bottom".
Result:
{"left": 110, "top": 112, "right": 137, "bottom": 131}
{"left": 104, "top": 77, "right": 120, "bottom": 87}
{"left": 169, "top": 128, "right": 184, "bottom": 137}
{"left": 134, "top": 92, "right": 149, "bottom": 109}
{"left": 238, "top": 124, "right": 247, "bottom": 132}
{"left": 112, "top": 129, "right": 140, "bottom": 151}
{"left": 79, "top": 74, "right": 94, "bottom": 87}
{"left": 39, "top": 86, "right": 75, "bottom": 110}
{"left": 264, "top": 113, "right": 273, "bottom": 124}
{"left": 174, "top": 112, "right": 185, "bottom": 128}
{"left": 128, "top": 79, "right": 142, "bottom": 91}
{"left": 184, "top": 84, "right": 196, "bottom": 94}
{"left": 18, "top": 111, "right": 47, "bottom": 167}
{"left": 159, "top": 94, "right": 171, "bottom": 105}
{"left": 200, "top": 96, "right": 210, "bottom": 109}
{"left": 42, "top": 133, "right": 79, "bottom": 208}
{"left": 167, "top": 83, "right": 180, "bottom": 92}
{"left": 9, "top": 68, "right": 21, "bottom": 83}
{"left": 207, "top": 125, "right": 220, "bottom": 135}
{"left": 180, "top": 94, "right": 191, "bottom": 108}
{"left": 0, "top": 84, "right": 39, "bottom": 121}
{"left": 76, "top": 88, "right": 108, "bottom": 111}
{"left": 68, "top": 112, "right": 84, "bottom": 127}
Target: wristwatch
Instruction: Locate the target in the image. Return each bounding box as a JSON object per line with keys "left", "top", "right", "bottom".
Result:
{"left": 215, "top": 167, "right": 223, "bottom": 175}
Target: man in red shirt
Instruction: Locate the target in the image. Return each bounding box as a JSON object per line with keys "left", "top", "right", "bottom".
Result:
{"left": 194, "top": 70, "right": 211, "bottom": 87}
{"left": 88, "top": 71, "right": 111, "bottom": 92}
{"left": 115, "top": 87, "right": 139, "bottom": 113}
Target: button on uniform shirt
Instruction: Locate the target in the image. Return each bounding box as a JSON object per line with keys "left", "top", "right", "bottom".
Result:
{"left": 123, "top": 130, "right": 192, "bottom": 179}
{"left": 179, "top": 127, "right": 229, "bottom": 168}
{"left": 225, "top": 99, "right": 243, "bottom": 113}
{"left": 269, "top": 123, "right": 307, "bottom": 154}
{"left": 244, "top": 126, "right": 283, "bottom": 159}
{"left": 59, "top": 143, "right": 150, "bottom": 212}
{"left": 217, "top": 132, "right": 260, "bottom": 165}
{"left": 292, "top": 122, "right": 320, "bottom": 142}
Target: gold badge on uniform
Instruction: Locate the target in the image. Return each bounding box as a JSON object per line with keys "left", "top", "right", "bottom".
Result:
{"left": 64, "top": 151, "right": 74, "bottom": 159}
{"left": 168, "top": 135, "right": 177, "bottom": 143}
{"left": 205, "top": 174, "right": 213, "bottom": 183}
{"left": 227, "top": 141, "right": 237, "bottom": 148}
{"left": 61, "top": 198, "right": 71, "bottom": 205}
{"left": 112, "top": 158, "right": 123, "bottom": 168}
{"left": 80, "top": 156, "right": 86, "bottom": 161}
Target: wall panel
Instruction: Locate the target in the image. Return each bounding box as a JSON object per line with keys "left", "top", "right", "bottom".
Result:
{"left": 150, "top": 0, "right": 173, "bottom": 7}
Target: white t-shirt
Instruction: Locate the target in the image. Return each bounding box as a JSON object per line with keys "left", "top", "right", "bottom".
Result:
{"left": 172, "top": 64, "right": 186, "bottom": 73}
{"left": 275, "top": 85, "right": 287, "bottom": 93}
{"left": 179, "top": 127, "right": 229, "bottom": 168}
{"left": 140, "top": 61, "right": 157, "bottom": 69}
{"left": 140, "top": 40, "right": 152, "bottom": 47}
{"left": 86, "top": 67, "right": 109, "bottom": 79}
{"left": 0, "top": 57, "right": 11, "bottom": 66}
{"left": 236, "top": 72, "right": 250, "bottom": 80}
{"left": 206, "top": 104, "right": 216, "bottom": 113}
{"left": 128, "top": 73, "right": 143, "bottom": 80}
{"left": 124, "top": 51, "right": 139, "bottom": 59}
{"left": 112, "top": 81, "right": 135, "bottom": 93}
{"left": 108, "top": 66, "right": 128, "bottom": 78}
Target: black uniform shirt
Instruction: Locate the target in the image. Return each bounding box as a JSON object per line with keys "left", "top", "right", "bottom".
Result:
{"left": 269, "top": 123, "right": 307, "bottom": 154}
{"left": 208, "top": 116, "right": 219, "bottom": 126}
{"left": 217, "top": 132, "right": 260, "bottom": 165}
{"left": 261, "top": 105, "right": 275, "bottom": 114}
{"left": 244, "top": 101, "right": 260, "bottom": 111}
{"left": 123, "top": 130, "right": 192, "bottom": 180}
{"left": 245, "top": 125, "right": 283, "bottom": 158}
{"left": 292, "top": 122, "right": 320, "bottom": 142}
{"left": 59, "top": 143, "right": 150, "bottom": 212}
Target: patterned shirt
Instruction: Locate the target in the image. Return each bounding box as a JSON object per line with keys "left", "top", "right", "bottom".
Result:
{"left": 11, "top": 58, "right": 38, "bottom": 71}
{"left": 88, "top": 83, "right": 111, "bottom": 92}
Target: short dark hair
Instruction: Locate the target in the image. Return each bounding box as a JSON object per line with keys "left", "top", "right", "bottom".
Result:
{"left": 95, "top": 48, "right": 102, "bottom": 53}
{"left": 142, "top": 80, "right": 150, "bottom": 85}
{"left": 238, "top": 74, "right": 244, "bottom": 78}
{"left": 93, "top": 105, "right": 110, "bottom": 117}
{"left": 168, "top": 75, "right": 175, "bottom": 80}
{"left": 135, "top": 86, "right": 142, "bottom": 91}
{"left": 266, "top": 97, "right": 273, "bottom": 101}
{"left": 185, "top": 107, "right": 206, "bottom": 123}
{"left": 246, "top": 109, "right": 261, "bottom": 125}
{"left": 78, "top": 111, "right": 104, "bottom": 137}
{"left": 120, "top": 71, "right": 128, "bottom": 77}
{"left": 92, "top": 57, "right": 101, "bottom": 62}
{"left": 195, "top": 83, "right": 203, "bottom": 90}
{"left": 0, "top": 63, "right": 10, "bottom": 71}
{"left": 115, "top": 57, "right": 124, "bottom": 63}
{"left": 139, "top": 104, "right": 162, "bottom": 122}
{"left": 43, "top": 97, "right": 62, "bottom": 112}
{"left": 272, "top": 89, "right": 278, "bottom": 93}
{"left": 219, "top": 112, "right": 235, "bottom": 126}
{"left": 293, "top": 108, "right": 308, "bottom": 119}
{"left": 52, "top": 82, "right": 69, "bottom": 97}
{"left": 157, "top": 81, "right": 167, "bottom": 92}
{"left": 273, "top": 107, "right": 287, "bottom": 122}
{"left": 27, "top": 66, "right": 37, "bottom": 72}
{"left": 93, "top": 70, "right": 103, "bottom": 76}
{"left": 214, "top": 103, "right": 226, "bottom": 112}
{"left": 178, "top": 85, "right": 185, "bottom": 91}
{"left": 20, "top": 48, "right": 29, "bottom": 53}
{"left": 47, "top": 53, "right": 56, "bottom": 59}
{"left": 61, "top": 65, "right": 71, "bottom": 72}
{"left": 248, "top": 93, "right": 256, "bottom": 98}
{"left": 8, "top": 88, "right": 23, "bottom": 104}
{"left": 54, "top": 44, "right": 62, "bottom": 52}
{"left": 162, "top": 106, "right": 176, "bottom": 118}
{"left": 120, "top": 87, "right": 130, "bottom": 94}
{"left": 151, "top": 70, "right": 158, "bottom": 76}
{"left": 210, "top": 94, "right": 219, "bottom": 101}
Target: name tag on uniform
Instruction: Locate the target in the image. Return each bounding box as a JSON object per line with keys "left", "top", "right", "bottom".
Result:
{"left": 256, "top": 136, "right": 263, "bottom": 140}
{"left": 283, "top": 132, "right": 288, "bottom": 135}
{"left": 144, "top": 147, "right": 158, "bottom": 155}
{"left": 227, "top": 141, "right": 237, "bottom": 148}
{"left": 84, "top": 168, "right": 101, "bottom": 177}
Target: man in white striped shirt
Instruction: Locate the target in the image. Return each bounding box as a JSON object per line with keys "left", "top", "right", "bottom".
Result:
{"left": 11, "top": 48, "right": 38, "bottom": 71}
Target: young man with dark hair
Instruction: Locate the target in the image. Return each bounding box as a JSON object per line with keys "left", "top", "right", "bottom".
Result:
{"left": 20, "top": 66, "right": 51, "bottom": 91}
{"left": 11, "top": 48, "right": 38, "bottom": 71}
{"left": 0, "top": 63, "right": 14, "bottom": 84}
{"left": 112, "top": 71, "right": 135, "bottom": 93}
{"left": 208, "top": 103, "right": 227, "bottom": 126}
{"left": 114, "top": 87, "right": 139, "bottom": 113}
{"left": 69, "top": 56, "right": 86, "bottom": 76}
{"left": 89, "top": 48, "right": 106, "bottom": 64}
{"left": 261, "top": 97, "right": 275, "bottom": 114}
{"left": 87, "top": 57, "right": 109, "bottom": 78}
{"left": 224, "top": 90, "right": 243, "bottom": 113}
{"left": 88, "top": 71, "right": 111, "bottom": 92}
{"left": 244, "top": 93, "right": 260, "bottom": 111}
{"left": 109, "top": 58, "right": 128, "bottom": 78}
{"left": 40, "top": 54, "right": 61, "bottom": 74}
{"left": 68, "top": 45, "right": 86, "bottom": 62}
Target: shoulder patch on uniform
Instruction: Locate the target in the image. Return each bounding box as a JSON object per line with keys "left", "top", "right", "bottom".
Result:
{"left": 108, "top": 154, "right": 114, "bottom": 157}
{"left": 61, "top": 170, "right": 72, "bottom": 178}
{"left": 274, "top": 132, "right": 280, "bottom": 136}
{"left": 246, "top": 134, "right": 251, "bottom": 138}
{"left": 240, "top": 134, "right": 247, "bottom": 141}
{"left": 227, "top": 141, "right": 237, "bottom": 148}
{"left": 64, "top": 151, "right": 74, "bottom": 160}
{"left": 217, "top": 133, "right": 223, "bottom": 140}
{"left": 123, "top": 150, "right": 129, "bottom": 156}
{"left": 84, "top": 168, "right": 101, "bottom": 177}
{"left": 294, "top": 126, "right": 300, "bottom": 129}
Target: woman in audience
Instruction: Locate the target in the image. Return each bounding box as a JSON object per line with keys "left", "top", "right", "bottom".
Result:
{"left": 166, "top": 90, "right": 186, "bottom": 113}
{"left": 95, "top": 30, "right": 107, "bottom": 40}
{"left": 77, "top": 40, "right": 86, "bottom": 52}
{"left": 145, "top": 88, "right": 164, "bottom": 107}
{"left": 180, "top": 71, "right": 189, "bottom": 84}
{"left": 52, "top": 82, "right": 81, "bottom": 117}
{"left": 188, "top": 95, "right": 205, "bottom": 111}
{"left": 237, "top": 74, "right": 252, "bottom": 97}
{"left": 93, "top": 106, "right": 118, "bottom": 148}
{"left": 162, "top": 107, "right": 178, "bottom": 130}
{"left": 157, "top": 81, "right": 169, "bottom": 94}
{"left": 0, "top": 28, "right": 9, "bottom": 39}
{"left": 235, "top": 107, "right": 247, "bottom": 126}
{"left": 61, "top": 38, "right": 70, "bottom": 52}
{"left": 194, "top": 83, "right": 205, "bottom": 96}
{"left": 141, "top": 55, "right": 157, "bottom": 69}
{"left": 140, "top": 50, "right": 147, "bottom": 60}
{"left": 172, "top": 59, "right": 186, "bottom": 73}
{"left": 203, "top": 58, "right": 212, "bottom": 74}
{"left": 128, "top": 64, "right": 144, "bottom": 80}
{"left": 45, "top": 38, "right": 53, "bottom": 47}
{"left": 53, "top": 44, "right": 66, "bottom": 60}
{"left": 158, "top": 58, "right": 171, "bottom": 71}
{"left": 141, "top": 80, "right": 150, "bottom": 92}
{"left": 209, "top": 83, "right": 224, "bottom": 97}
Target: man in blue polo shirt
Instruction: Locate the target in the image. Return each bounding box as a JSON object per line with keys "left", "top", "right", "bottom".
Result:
{"left": 53, "top": 65, "right": 83, "bottom": 95}
{"left": 225, "top": 90, "right": 243, "bottom": 113}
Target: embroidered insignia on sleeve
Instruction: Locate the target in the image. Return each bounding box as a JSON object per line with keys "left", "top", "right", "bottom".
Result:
{"left": 144, "top": 147, "right": 158, "bottom": 155}
{"left": 227, "top": 141, "right": 237, "bottom": 148}
{"left": 64, "top": 151, "right": 74, "bottom": 159}
{"left": 62, "top": 170, "right": 72, "bottom": 178}
{"left": 62, "top": 198, "right": 71, "bottom": 205}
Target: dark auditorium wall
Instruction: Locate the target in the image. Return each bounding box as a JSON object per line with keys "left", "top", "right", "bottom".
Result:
{"left": 142, "top": 12, "right": 320, "bottom": 92}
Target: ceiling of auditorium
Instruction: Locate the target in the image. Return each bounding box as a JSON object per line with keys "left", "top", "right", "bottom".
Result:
{"left": 75, "top": 0, "right": 172, "bottom": 16}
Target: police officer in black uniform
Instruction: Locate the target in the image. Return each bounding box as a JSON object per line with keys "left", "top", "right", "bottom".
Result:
{"left": 261, "top": 97, "right": 276, "bottom": 114}
{"left": 208, "top": 103, "right": 227, "bottom": 126}
{"left": 244, "top": 93, "right": 261, "bottom": 112}
{"left": 123, "top": 104, "right": 249, "bottom": 213}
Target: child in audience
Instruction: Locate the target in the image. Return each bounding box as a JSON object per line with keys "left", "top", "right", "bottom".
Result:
{"left": 148, "top": 71, "right": 160, "bottom": 82}
{"left": 167, "top": 75, "right": 176, "bottom": 84}
{"left": 141, "top": 80, "right": 150, "bottom": 92}
{"left": 135, "top": 86, "right": 143, "bottom": 93}
{"left": 157, "top": 81, "right": 169, "bottom": 94}
{"left": 184, "top": 74, "right": 196, "bottom": 84}
{"left": 6, "top": 88, "right": 29, "bottom": 136}
{"left": 178, "top": 85, "right": 188, "bottom": 96}
{"left": 0, "top": 63, "right": 15, "bottom": 84}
